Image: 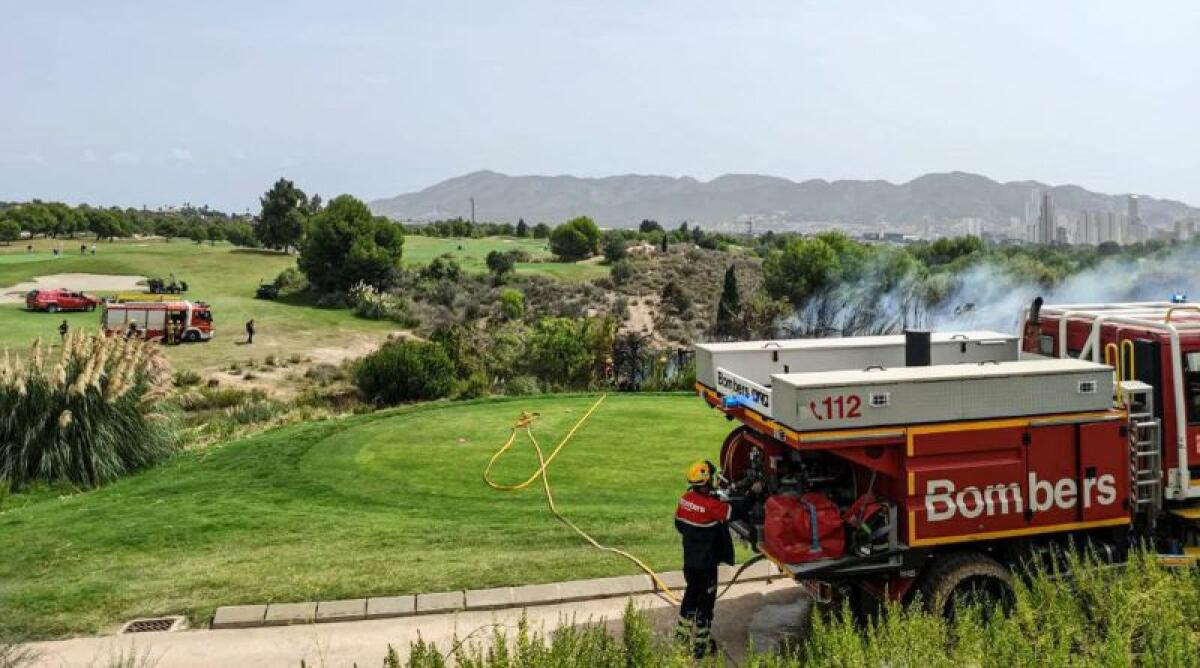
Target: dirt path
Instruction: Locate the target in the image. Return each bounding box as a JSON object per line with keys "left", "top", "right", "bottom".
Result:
{"left": 0, "top": 273, "right": 146, "bottom": 303}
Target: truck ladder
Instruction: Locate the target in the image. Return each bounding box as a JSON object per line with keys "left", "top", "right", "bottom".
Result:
{"left": 1122, "top": 381, "right": 1162, "bottom": 526}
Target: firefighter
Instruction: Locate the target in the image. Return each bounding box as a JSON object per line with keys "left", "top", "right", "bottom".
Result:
{"left": 674, "top": 460, "right": 756, "bottom": 657}
{"left": 245, "top": 319, "right": 255, "bottom": 344}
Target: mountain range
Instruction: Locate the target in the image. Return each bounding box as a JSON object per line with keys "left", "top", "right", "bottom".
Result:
{"left": 369, "top": 170, "right": 1199, "bottom": 230}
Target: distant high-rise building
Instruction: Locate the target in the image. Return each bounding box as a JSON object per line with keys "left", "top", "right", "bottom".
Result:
{"left": 1038, "top": 191, "right": 1056, "bottom": 244}
{"left": 1128, "top": 195, "right": 1141, "bottom": 230}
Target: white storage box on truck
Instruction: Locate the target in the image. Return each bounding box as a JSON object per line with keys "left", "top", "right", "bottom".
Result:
{"left": 768, "top": 358, "right": 1114, "bottom": 431}
{"left": 696, "top": 331, "right": 1019, "bottom": 418}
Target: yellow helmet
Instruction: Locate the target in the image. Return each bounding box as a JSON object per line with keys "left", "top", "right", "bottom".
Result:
{"left": 686, "top": 460, "right": 716, "bottom": 486}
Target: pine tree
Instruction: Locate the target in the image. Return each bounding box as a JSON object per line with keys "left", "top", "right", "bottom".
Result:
{"left": 715, "top": 265, "right": 741, "bottom": 337}
{"left": 516, "top": 218, "right": 529, "bottom": 237}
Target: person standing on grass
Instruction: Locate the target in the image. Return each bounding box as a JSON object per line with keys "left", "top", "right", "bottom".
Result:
{"left": 91, "top": 244, "right": 96, "bottom": 255}
{"left": 245, "top": 319, "right": 255, "bottom": 344}
{"left": 59, "top": 319, "right": 68, "bottom": 341}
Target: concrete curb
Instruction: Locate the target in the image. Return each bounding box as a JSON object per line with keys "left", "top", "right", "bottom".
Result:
{"left": 210, "top": 564, "right": 782, "bottom": 630}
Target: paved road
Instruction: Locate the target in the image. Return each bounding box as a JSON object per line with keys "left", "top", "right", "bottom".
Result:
{"left": 25, "top": 580, "right": 811, "bottom": 667}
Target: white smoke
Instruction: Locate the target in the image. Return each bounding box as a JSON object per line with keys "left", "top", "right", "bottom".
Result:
{"left": 938, "top": 245, "right": 1200, "bottom": 333}
{"left": 782, "top": 243, "right": 1200, "bottom": 337}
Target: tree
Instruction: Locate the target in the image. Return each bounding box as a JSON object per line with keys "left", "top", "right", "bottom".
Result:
{"left": 222, "top": 220, "right": 258, "bottom": 247}
{"left": 306, "top": 193, "right": 323, "bottom": 215}
{"left": 549, "top": 216, "right": 601, "bottom": 261}
{"left": 299, "top": 195, "right": 404, "bottom": 293}
{"left": 186, "top": 223, "right": 208, "bottom": 244}
{"left": 516, "top": 218, "right": 529, "bottom": 237}
{"left": 532, "top": 223, "right": 551, "bottom": 239}
{"left": 639, "top": 219, "right": 663, "bottom": 234}
{"left": 486, "top": 249, "right": 516, "bottom": 281}
{"left": 659, "top": 235, "right": 668, "bottom": 253}
{"left": 85, "top": 209, "right": 125, "bottom": 241}
{"left": 154, "top": 218, "right": 179, "bottom": 240}
{"left": 714, "top": 265, "right": 741, "bottom": 337}
{"left": 255, "top": 178, "right": 308, "bottom": 252}
{"left": 602, "top": 233, "right": 627, "bottom": 264}
{"left": 762, "top": 236, "right": 841, "bottom": 305}
{"left": 0, "top": 217, "right": 19, "bottom": 245}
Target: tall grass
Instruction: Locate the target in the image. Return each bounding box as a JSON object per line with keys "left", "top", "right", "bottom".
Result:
{"left": 0, "top": 331, "right": 176, "bottom": 489}
{"left": 395, "top": 553, "right": 1200, "bottom": 667}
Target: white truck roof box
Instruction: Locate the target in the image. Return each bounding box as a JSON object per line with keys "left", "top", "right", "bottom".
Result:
{"left": 695, "top": 330, "right": 1019, "bottom": 397}
{"left": 769, "top": 358, "right": 1114, "bottom": 431}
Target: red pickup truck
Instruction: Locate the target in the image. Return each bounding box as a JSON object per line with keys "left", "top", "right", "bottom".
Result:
{"left": 25, "top": 289, "right": 100, "bottom": 313}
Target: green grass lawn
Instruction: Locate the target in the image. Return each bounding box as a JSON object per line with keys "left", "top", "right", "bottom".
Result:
{"left": 0, "top": 236, "right": 602, "bottom": 369}
{"left": 402, "top": 235, "right": 606, "bottom": 281}
{"left": 0, "top": 393, "right": 739, "bottom": 639}
{"left": 0, "top": 239, "right": 394, "bottom": 370}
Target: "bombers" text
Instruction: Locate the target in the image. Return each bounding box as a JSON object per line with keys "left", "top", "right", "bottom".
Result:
{"left": 925, "top": 472, "right": 1118, "bottom": 522}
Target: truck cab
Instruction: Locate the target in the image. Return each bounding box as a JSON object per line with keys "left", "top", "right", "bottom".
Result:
{"left": 1021, "top": 300, "right": 1200, "bottom": 501}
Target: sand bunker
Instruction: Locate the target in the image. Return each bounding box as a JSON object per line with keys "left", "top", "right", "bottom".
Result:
{"left": 0, "top": 273, "right": 147, "bottom": 304}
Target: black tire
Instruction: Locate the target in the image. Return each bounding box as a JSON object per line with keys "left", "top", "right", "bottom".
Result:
{"left": 183, "top": 330, "right": 200, "bottom": 343}
{"left": 917, "top": 551, "right": 1013, "bottom": 619}
{"left": 46, "top": 304, "right": 59, "bottom": 313}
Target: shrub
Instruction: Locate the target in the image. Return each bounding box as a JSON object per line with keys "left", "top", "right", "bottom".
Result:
{"left": 172, "top": 369, "right": 202, "bottom": 387}
{"left": 503, "top": 375, "right": 541, "bottom": 396}
{"left": 498, "top": 288, "right": 525, "bottom": 320}
{"left": 524, "top": 316, "right": 616, "bottom": 390}
{"left": 422, "top": 254, "right": 462, "bottom": 281}
{"left": 354, "top": 340, "right": 455, "bottom": 405}
{"left": 349, "top": 281, "right": 415, "bottom": 325}
{"left": 177, "top": 386, "right": 264, "bottom": 411}
{"left": 610, "top": 259, "right": 634, "bottom": 285}
{"left": 0, "top": 333, "right": 176, "bottom": 489}
{"left": 486, "top": 250, "right": 516, "bottom": 280}
{"left": 304, "top": 363, "right": 344, "bottom": 386}
{"left": 274, "top": 266, "right": 307, "bottom": 292}
{"left": 223, "top": 399, "right": 284, "bottom": 425}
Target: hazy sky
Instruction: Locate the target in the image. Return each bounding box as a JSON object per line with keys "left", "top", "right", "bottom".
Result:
{"left": 2, "top": 1, "right": 1197, "bottom": 211}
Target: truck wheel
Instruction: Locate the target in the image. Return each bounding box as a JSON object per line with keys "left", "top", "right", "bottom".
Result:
{"left": 183, "top": 330, "right": 200, "bottom": 343}
{"left": 47, "top": 304, "right": 59, "bottom": 313}
{"left": 917, "top": 551, "right": 1013, "bottom": 619}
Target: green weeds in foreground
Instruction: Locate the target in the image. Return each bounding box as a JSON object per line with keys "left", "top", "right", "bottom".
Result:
{"left": 395, "top": 552, "right": 1200, "bottom": 667}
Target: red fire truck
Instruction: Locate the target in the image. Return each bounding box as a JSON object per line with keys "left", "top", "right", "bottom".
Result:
{"left": 100, "top": 300, "right": 214, "bottom": 342}
{"left": 694, "top": 302, "right": 1200, "bottom": 615}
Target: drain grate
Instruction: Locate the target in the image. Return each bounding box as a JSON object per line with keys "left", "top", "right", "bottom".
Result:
{"left": 120, "top": 616, "right": 185, "bottom": 634}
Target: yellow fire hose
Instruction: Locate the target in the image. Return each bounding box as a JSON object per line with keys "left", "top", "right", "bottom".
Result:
{"left": 483, "top": 394, "right": 766, "bottom": 605}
